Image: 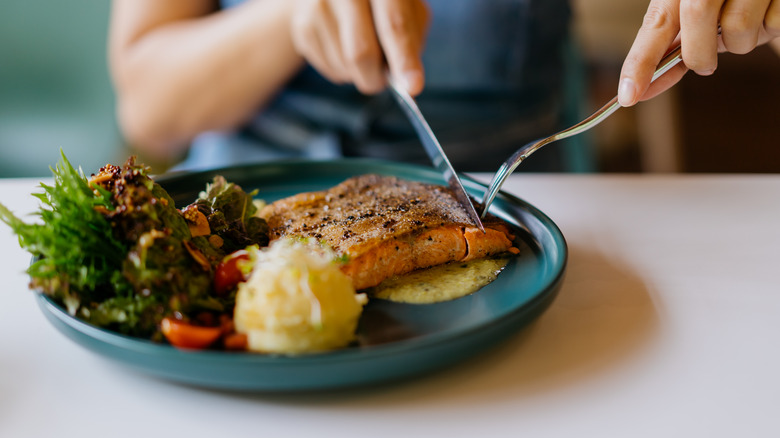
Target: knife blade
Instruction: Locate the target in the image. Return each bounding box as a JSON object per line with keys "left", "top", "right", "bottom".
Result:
{"left": 387, "top": 74, "right": 485, "bottom": 233}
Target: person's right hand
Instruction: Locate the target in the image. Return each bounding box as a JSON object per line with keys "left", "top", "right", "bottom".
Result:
{"left": 290, "top": 0, "right": 430, "bottom": 95}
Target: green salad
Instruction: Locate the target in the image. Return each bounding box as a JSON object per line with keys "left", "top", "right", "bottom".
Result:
{"left": 0, "top": 153, "right": 269, "bottom": 344}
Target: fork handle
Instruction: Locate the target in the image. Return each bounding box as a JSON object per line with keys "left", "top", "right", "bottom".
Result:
{"left": 479, "top": 45, "right": 684, "bottom": 217}
{"left": 552, "top": 45, "right": 683, "bottom": 151}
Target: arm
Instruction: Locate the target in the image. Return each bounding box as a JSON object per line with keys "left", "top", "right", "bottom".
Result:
{"left": 109, "top": 0, "right": 304, "bottom": 162}
{"left": 617, "top": 0, "right": 780, "bottom": 107}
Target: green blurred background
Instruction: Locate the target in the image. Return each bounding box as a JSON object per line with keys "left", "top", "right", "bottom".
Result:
{"left": 0, "top": 1, "right": 125, "bottom": 177}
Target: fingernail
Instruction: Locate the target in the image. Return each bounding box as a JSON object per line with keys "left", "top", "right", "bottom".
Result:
{"left": 618, "top": 78, "right": 637, "bottom": 107}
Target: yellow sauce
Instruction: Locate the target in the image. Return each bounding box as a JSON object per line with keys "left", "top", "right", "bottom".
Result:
{"left": 365, "top": 255, "right": 511, "bottom": 304}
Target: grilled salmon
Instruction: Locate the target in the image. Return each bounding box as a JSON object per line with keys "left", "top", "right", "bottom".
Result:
{"left": 259, "top": 174, "right": 518, "bottom": 290}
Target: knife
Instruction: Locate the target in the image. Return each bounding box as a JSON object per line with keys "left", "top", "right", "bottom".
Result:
{"left": 387, "top": 74, "right": 486, "bottom": 233}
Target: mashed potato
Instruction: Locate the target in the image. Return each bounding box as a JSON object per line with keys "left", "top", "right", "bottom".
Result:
{"left": 233, "top": 238, "right": 367, "bottom": 354}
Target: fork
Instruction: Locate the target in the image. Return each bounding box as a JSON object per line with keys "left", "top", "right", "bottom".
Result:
{"left": 480, "top": 44, "right": 685, "bottom": 218}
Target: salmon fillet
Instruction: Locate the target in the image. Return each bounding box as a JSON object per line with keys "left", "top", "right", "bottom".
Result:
{"left": 259, "top": 174, "right": 518, "bottom": 290}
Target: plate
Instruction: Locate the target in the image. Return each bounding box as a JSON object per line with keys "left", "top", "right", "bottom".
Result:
{"left": 36, "top": 159, "right": 567, "bottom": 391}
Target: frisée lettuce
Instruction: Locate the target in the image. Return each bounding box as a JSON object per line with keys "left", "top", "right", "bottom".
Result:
{"left": 0, "top": 153, "right": 269, "bottom": 340}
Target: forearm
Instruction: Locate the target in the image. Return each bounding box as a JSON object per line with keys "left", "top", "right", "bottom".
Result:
{"left": 111, "top": 0, "right": 304, "bottom": 161}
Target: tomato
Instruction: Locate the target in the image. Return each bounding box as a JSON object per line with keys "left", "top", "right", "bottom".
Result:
{"left": 214, "top": 250, "right": 251, "bottom": 295}
{"left": 161, "top": 317, "right": 222, "bottom": 349}
{"left": 223, "top": 333, "right": 248, "bottom": 351}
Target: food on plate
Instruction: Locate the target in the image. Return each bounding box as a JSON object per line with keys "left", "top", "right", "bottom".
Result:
{"left": 259, "top": 174, "right": 519, "bottom": 290}
{"left": 188, "top": 175, "right": 269, "bottom": 254}
{"left": 233, "top": 238, "right": 367, "bottom": 354}
{"left": 0, "top": 154, "right": 518, "bottom": 354}
{"left": 367, "top": 254, "right": 512, "bottom": 304}
{"left": 0, "top": 153, "right": 269, "bottom": 341}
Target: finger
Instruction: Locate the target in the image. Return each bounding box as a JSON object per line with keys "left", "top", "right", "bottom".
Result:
{"left": 720, "top": 0, "right": 772, "bottom": 54}
{"left": 411, "top": 0, "right": 431, "bottom": 48}
{"left": 765, "top": 0, "right": 780, "bottom": 38}
{"left": 290, "top": 0, "right": 348, "bottom": 83}
{"left": 331, "top": 0, "right": 385, "bottom": 94}
{"left": 314, "top": 2, "right": 351, "bottom": 83}
{"left": 310, "top": 32, "right": 349, "bottom": 84}
{"left": 619, "top": 0, "right": 682, "bottom": 106}
{"left": 679, "top": 0, "right": 723, "bottom": 75}
{"left": 371, "top": 0, "right": 429, "bottom": 95}
{"left": 637, "top": 63, "right": 688, "bottom": 101}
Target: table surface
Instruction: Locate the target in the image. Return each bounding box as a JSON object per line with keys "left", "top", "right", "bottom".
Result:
{"left": 1, "top": 173, "right": 779, "bottom": 438}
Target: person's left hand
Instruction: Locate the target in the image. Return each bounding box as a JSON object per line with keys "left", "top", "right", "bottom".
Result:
{"left": 618, "top": 0, "right": 780, "bottom": 107}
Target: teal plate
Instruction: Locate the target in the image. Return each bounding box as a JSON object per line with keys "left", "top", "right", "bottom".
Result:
{"left": 36, "top": 159, "right": 567, "bottom": 391}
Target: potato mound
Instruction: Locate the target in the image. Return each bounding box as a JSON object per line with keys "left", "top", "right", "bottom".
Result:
{"left": 234, "top": 238, "right": 367, "bottom": 354}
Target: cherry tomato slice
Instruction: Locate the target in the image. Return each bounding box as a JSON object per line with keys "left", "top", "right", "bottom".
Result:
{"left": 161, "top": 317, "right": 222, "bottom": 349}
{"left": 223, "top": 333, "right": 248, "bottom": 351}
{"left": 214, "top": 250, "right": 251, "bottom": 295}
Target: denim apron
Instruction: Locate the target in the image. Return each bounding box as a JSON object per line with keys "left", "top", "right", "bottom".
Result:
{"left": 178, "top": 0, "right": 572, "bottom": 172}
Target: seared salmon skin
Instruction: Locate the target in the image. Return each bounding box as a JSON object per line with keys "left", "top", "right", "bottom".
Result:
{"left": 259, "top": 174, "right": 518, "bottom": 290}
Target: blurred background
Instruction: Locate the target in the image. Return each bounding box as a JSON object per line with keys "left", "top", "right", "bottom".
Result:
{"left": 1, "top": 0, "right": 778, "bottom": 177}
{"left": 0, "top": 1, "right": 126, "bottom": 177}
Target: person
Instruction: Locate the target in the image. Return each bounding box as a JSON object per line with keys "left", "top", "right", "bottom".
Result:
{"left": 109, "top": 0, "right": 574, "bottom": 172}
{"left": 108, "top": 0, "right": 779, "bottom": 173}
{"left": 619, "top": 0, "right": 780, "bottom": 107}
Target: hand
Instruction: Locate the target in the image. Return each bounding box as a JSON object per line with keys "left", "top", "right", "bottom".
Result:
{"left": 618, "top": 0, "right": 780, "bottom": 106}
{"left": 290, "top": 0, "right": 430, "bottom": 95}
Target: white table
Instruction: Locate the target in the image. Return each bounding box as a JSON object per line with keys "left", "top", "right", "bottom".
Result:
{"left": 2, "top": 174, "right": 779, "bottom": 438}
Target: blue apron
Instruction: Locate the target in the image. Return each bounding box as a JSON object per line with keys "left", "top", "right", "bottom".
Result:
{"left": 178, "top": 0, "right": 572, "bottom": 172}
